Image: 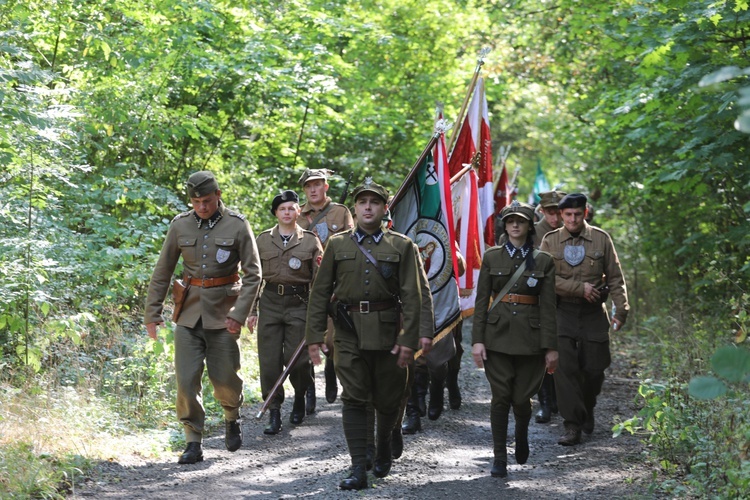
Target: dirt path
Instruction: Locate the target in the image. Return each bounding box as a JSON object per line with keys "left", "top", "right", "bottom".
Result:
{"left": 74, "top": 322, "right": 654, "bottom": 499}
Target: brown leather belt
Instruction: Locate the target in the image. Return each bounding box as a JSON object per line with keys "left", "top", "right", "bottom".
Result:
{"left": 343, "top": 299, "right": 399, "bottom": 314}
{"left": 500, "top": 293, "right": 539, "bottom": 305}
{"left": 187, "top": 273, "right": 240, "bottom": 288}
{"left": 265, "top": 282, "right": 309, "bottom": 295}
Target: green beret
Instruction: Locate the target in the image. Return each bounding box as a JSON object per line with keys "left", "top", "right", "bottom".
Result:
{"left": 539, "top": 190, "right": 567, "bottom": 208}
{"left": 500, "top": 200, "right": 535, "bottom": 222}
{"left": 352, "top": 177, "right": 389, "bottom": 203}
{"left": 271, "top": 190, "right": 300, "bottom": 215}
{"left": 186, "top": 171, "right": 219, "bottom": 198}
{"left": 558, "top": 193, "right": 588, "bottom": 210}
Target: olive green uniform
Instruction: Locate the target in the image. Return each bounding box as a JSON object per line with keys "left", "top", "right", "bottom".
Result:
{"left": 472, "top": 244, "right": 557, "bottom": 462}
{"left": 306, "top": 226, "right": 422, "bottom": 469}
{"left": 540, "top": 223, "right": 629, "bottom": 432}
{"left": 145, "top": 201, "right": 262, "bottom": 443}
{"left": 254, "top": 225, "right": 323, "bottom": 410}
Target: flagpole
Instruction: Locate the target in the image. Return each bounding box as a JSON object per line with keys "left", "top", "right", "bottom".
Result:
{"left": 446, "top": 48, "right": 490, "bottom": 156}
{"left": 449, "top": 163, "right": 473, "bottom": 184}
{"left": 389, "top": 133, "right": 439, "bottom": 207}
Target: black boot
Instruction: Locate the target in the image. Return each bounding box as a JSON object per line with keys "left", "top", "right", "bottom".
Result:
{"left": 264, "top": 409, "right": 282, "bottom": 435}
{"left": 514, "top": 412, "right": 530, "bottom": 465}
{"left": 491, "top": 459, "right": 507, "bottom": 478}
{"left": 290, "top": 395, "right": 305, "bottom": 424}
{"left": 305, "top": 367, "right": 317, "bottom": 415}
{"left": 340, "top": 465, "right": 368, "bottom": 490}
{"left": 490, "top": 404, "right": 509, "bottom": 477}
{"left": 225, "top": 419, "right": 242, "bottom": 452}
{"left": 324, "top": 356, "right": 338, "bottom": 403}
{"left": 373, "top": 411, "right": 397, "bottom": 478}
{"left": 178, "top": 442, "right": 203, "bottom": 464}
{"left": 401, "top": 405, "right": 422, "bottom": 434}
{"left": 427, "top": 376, "right": 444, "bottom": 421}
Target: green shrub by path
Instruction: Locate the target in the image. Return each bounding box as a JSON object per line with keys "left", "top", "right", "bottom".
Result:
{"left": 614, "top": 306, "right": 750, "bottom": 498}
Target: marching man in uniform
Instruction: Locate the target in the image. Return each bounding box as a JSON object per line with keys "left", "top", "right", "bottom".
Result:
{"left": 297, "top": 168, "right": 354, "bottom": 411}
{"left": 145, "top": 170, "right": 262, "bottom": 464}
{"left": 305, "top": 178, "right": 429, "bottom": 490}
{"left": 540, "top": 193, "right": 629, "bottom": 446}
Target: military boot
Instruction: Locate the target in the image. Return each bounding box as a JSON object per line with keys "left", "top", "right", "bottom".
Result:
{"left": 339, "top": 465, "right": 368, "bottom": 490}
{"left": 391, "top": 426, "right": 403, "bottom": 460}
{"left": 373, "top": 411, "right": 397, "bottom": 478}
{"left": 427, "top": 376, "right": 445, "bottom": 421}
{"left": 490, "top": 405, "right": 509, "bottom": 477}
{"left": 225, "top": 419, "right": 242, "bottom": 452}
{"left": 290, "top": 395, "right": 306, "bottom": 425}
{"left": 264, "top": 409, "right": 282, "bottom": 435}
{"left": 414, "top": 370, "right": 429, "bottom": 417}
{"left": 178, "top": 442, "right": 203, "bottom": 464}
{"left": 514, "top": 412, "right": 530, "bottom": 464}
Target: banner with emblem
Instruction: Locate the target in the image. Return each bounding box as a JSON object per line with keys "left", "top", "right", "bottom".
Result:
{"left": 390, "top": 131, "right": 461, "bottom": 342}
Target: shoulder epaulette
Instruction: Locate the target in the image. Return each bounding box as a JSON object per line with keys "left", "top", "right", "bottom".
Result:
{"left": 171, "top": 211, "right": 192, "bottom": 223}
{"left": 228, "top": 210, "right": 246, "bottom": 221}
{"left": 259, "top": 228, "right": 273, "bottom": 236}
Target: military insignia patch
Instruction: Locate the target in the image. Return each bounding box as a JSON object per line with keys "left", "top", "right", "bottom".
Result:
{"left": 527, "top": 277, "right": 538, "bottom": 287}
{"left": 216, "top": 248, "right": 231, "bottom": 263}
{"left": 564, "top": 245, "right": 585, "bottom": 267}
{"left": 289, "top": 257, "right": 302, "bottom": 270}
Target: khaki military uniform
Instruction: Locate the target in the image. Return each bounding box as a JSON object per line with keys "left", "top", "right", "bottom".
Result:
{"left": 254, "top": 225, "right": 323, "bottom": 410}
{"left": 306, "top": 226, "right": 422, "bottom": 469}
{"left": 533, "top": 218, "right": 556, "bottom": 248}
{"left": 540, "top": 222, "right": 629, "bottom": 430}
{"left": 145, "top": 201, "right": 262, "bottom": 442}
{"left": 298, "top": 197, "right": 354, "bottom": 245}
{"left": 472, "top": 243, "right": 557, "bottom": 462}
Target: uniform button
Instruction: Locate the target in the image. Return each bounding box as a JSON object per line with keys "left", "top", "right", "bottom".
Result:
{"left": 365, "top": 280, "right": 370, "bottom": 285}
{"left": 203, "top": 235, "right": 209, "bottom": 239}
{"left": 513, "top": 283, "right": 518, "bottom": 288}
{"left": 202, "top": 264, "right": 207, "bottom": 269}
{"left": 365, "top": 291, "right": 370, "bottom": 296}
{"left": 367, "top": 249, "right": 372, "bottom": 253}
{"left": 512, "top": 311, "right": 517, "bottom": 315}
{"left": 202, "top": 254, "right": 207, "bottom": 258}
{"left": 365, "top": 269, "right": 370, "bottom": 274}
{"left": 203, "top": 244, "right": 208, "bottom": 249}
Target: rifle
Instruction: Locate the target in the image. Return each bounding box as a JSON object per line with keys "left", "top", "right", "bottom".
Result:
{"left": 255, "top": 337, "right": 308, "bottom": 420}
{"left": 339, "top": 172, "right": 353, "bottom": 205}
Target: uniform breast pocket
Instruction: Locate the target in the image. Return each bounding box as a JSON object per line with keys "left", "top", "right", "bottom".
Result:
{"left": 215, "top": 237, "right": 236, "bottom": 265}
{"left": 260, "top": 250, "right": 280, "bottom": 275}
{"left": 489, "top": 267, "right": 512, "bottom": 292}
{"left": 586, "top": 251, "right": 605, "bottom": 277}
{"left": 178, "top": 238, "right": 197, "bottom": 263}
{"left": 334, "top": 252, "right": 357, "bottom": 274}
{"left": 521, "top": 269, "right": 544, "bottom": 293}
{"left": 291, "top": 250, "right": 314, "bottom": 274}
{"left": 375, "top": 252, "right": 400, "bottom": 279}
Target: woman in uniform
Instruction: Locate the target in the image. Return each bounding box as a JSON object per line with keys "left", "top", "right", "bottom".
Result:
{"left": 247, "top": 190, "right": 323, "bottom": 435}
{"left": 471, "top": 200, "right": 558, "bottom": 478}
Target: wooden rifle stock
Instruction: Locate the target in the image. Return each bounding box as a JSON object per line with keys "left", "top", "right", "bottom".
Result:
{"left": 255, "top": 337, "right": 308, "bottom": 420}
